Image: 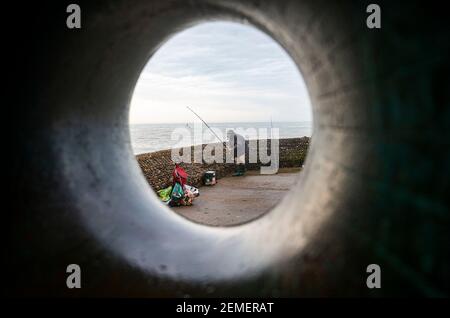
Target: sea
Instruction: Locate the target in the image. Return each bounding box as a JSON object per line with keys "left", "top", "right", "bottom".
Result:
{"left": 130, "top": 121, "right": 312, "bottom": 155}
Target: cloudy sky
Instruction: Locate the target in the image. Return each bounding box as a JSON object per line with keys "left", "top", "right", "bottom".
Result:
{"left": 129, "top": 21, "right": 312, "bottom": 124}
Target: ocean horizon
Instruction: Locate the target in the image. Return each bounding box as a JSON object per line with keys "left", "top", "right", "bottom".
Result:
{"left": 130, "top": 121, "right": 312, "bottom": 155}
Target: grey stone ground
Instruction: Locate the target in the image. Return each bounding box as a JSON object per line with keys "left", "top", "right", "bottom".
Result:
{"left": 173, "top": 168, "right": 301, "bottom": 226}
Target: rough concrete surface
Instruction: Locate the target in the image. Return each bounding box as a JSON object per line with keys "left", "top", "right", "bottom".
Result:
{"left": 174, "top": 168, "right": 301, "bottom": 226}
{"left": 9, "top": 0, "right": 449, "bottom": 297}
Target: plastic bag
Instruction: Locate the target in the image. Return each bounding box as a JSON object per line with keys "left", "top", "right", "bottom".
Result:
{"left": 173, "top": 164, "right": 188, "bottom": 186}
{"left": 171, "top": 182, "right": 184, "bottom": 201}
{"left": 157, "top": 186, "right": 172, "bottom": 202}
{"left": 184, "top": 184, "right": 199, "bottom": 197}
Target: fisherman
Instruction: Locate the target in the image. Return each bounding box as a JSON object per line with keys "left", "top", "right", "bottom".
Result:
{"left": 227, "top": 130, "right": 246, "bottom": 176}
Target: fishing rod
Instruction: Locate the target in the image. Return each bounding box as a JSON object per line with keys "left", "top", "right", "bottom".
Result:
{"left": 186, "top": 106, "right": 224, "bottom": 143}
{"left": 270, "top": 116, "right": 273, "bottom": 139}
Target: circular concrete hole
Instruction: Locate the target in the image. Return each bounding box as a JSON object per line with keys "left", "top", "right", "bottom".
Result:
{"left": 129, "top": 21, "right": 313, "bottom": 227}
{"left": 12, "top": 1, "right": 358, "bottom": 295}
{"left": 57, "top": 2, "right": 331, "bottom": 291}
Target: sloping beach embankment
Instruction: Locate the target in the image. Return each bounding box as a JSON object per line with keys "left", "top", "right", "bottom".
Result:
{"left": 136, "top": 137, "right": 310, "bottom": 191}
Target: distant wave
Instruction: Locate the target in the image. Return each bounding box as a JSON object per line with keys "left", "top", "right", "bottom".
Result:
{"left": 130, "top": 121, "right": 312, "bottom": 154}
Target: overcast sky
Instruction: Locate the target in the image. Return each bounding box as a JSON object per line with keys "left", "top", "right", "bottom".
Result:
{"left": 129, "top": 21, "right": 312, "bottom": 124}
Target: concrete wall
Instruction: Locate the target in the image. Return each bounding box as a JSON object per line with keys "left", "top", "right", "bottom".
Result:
{"left": 8, "top": 0, "right": 449, "bottom": 297}
{"left": 136, "top": 137, "right": 310, "bottom": 190}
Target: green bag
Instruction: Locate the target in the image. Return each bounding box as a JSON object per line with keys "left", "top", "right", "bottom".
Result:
{"left": 157, "top": 186, "right": 172, "bottom": 202}
{"left": 171, "top": 182, "right": 184, "bottom": 201}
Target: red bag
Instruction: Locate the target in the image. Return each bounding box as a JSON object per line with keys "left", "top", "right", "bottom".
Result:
{"left": 172, "top": 164, "right": 188, "bottom": 186}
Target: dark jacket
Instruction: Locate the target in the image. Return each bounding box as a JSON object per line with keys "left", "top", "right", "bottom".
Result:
{"left": 231, "top": 133, "right": 246, "bottom": 157}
